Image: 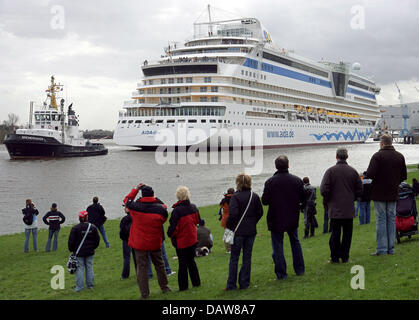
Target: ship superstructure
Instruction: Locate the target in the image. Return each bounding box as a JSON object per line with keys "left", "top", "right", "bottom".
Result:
{"left": 114, "top": 7, "right": 381, "bottom": 150}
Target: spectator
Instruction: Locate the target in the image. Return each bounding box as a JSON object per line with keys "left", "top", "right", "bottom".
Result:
{"left": 22, "top": 199, "right": 39, "bottom": 253}
{"left": 302, "top": 177, "right": 318, "bottom": 238}
{"left": 68, "top": 210, "right": 100, "bottom": 292}
{"left": 120, "top": 207, "right": 137, "bottom": 280}
{"left": 359, "top": 172, "right": 372, "bottom": 225}
{"left": 124, "top": 184, "right": 171, "bottom": 299}
{"left": 168, "top": 186, "right": 201, "bottom": 291}
{"left": 225, "top": 173, "right": 263, "bottom": 290}
{"left": 42, "top": 203, "right": 65, "bottom": 252}
{"left": 320, "top": 148, "right": 362, "bottom": 263}
{"left": 366, "top": 134, "right": 407, "bottom": 256}
{"left": 412, "top": 178, "right": 419, "bottom": 197}
{"left": 196, "top": 219, "right": 213, "bottom": 257}
{"left": 219, "top": 188, "right": 235, "bottom": 253}
{"left": 262, "top": 156, "right": 306, "bottom": 280}
{"left": 86, "top": 196, "right": 110, "bottom": 248}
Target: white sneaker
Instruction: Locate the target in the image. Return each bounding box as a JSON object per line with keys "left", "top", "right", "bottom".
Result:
{"left": 167, "top": 271, "right": 176, "bottom": 276}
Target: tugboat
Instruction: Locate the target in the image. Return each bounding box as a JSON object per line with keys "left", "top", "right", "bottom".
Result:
{"left": 4, "top": 76, "right": 108, "bottom": 159}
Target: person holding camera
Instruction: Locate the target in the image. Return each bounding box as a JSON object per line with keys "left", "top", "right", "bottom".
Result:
{"left": 43, "top": 203, "right": 66, "bottom": 252}
{"left": 22, "top": 199, "right": 39, "bottom": 253}
{"left": 123, "top": 183, "right": 171, "bottom": 299}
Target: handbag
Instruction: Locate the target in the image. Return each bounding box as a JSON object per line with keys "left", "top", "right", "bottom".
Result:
{"left": 67, "top": 223, "right": 92, "bottom": 274}
{"left": 223, "top": 192, "right": 253, "bottom": 245}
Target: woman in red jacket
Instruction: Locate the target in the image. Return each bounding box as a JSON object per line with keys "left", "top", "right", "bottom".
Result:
{"left": 167, "top": 186, "right": 201, "bottom": 291}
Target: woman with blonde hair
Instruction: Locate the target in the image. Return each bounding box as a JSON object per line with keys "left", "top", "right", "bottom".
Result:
{"left": 224, "top": 173, "right": 263, "bottom": 290}
{"left": 168, "top": 186, "right": 201, "bottom": 291}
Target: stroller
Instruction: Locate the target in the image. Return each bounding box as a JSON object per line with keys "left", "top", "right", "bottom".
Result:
{"left": 395, "top": 182, "right": 418, "bottom": 243}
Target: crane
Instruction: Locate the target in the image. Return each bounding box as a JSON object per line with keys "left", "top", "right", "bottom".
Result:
{"left": 395, "top": 83, "right": 410, "bottom": 138}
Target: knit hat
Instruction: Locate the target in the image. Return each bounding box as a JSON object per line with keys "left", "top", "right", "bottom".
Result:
{"left": 51, "top": 203, "right": 57, "bottom": 209}
{"left": 78, "top": 210, "right": 88, "bottom": 218}
{"left": 141, "top": 185, "right": 154, "bottom": 197}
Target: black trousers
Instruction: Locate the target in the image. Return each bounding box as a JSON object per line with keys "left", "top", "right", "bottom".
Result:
{"left": 176, "top": 245, "right": 201, "bottom": 291}
{"left": 329, "top": 218, "right": 353, "bottom": 262}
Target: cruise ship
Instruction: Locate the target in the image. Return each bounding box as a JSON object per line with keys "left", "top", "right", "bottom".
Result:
{"left": 114, "top": 7, "right": 381, "bottom": 150}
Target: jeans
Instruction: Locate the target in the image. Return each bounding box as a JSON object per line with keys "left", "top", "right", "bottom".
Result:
{"left": 75, "top": 255, "right": 94, "bottom": 292}
{"left": 354, "top": 201, "right": 360, "bottom": 217}
{"left": 121, "top": 240, "right": 137, "bottom": 279}
{"left": 45, "top": 229, "right": 59, "bottom": 251}
{"left": 226, "top": 234, "right": 256, "bottom": 290}
{"left": 373, "top": 201, "right": 396, "bottom": 255}
{"left": 98, "top": 224, "right": 110, "bottom": 247}
{"left": 176, "top": 245, "right": 201, "bottom": 291}
{"left": 359, "top": 201, "right": 371, "bottom": 225}
{"left": 271, "top": 229, "right": 305, "bottom": 279}
{"left": 148, "top": 242, "right": 172, "bottom": 278}
{"left": 329, "top": 219, "right": 353, "bottom": 262}
{"left": 24, "top": 228, "right": 38, "bottom": 252}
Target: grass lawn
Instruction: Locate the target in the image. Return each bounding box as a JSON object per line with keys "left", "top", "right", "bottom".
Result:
{"left": 1, "top": 165, "right": 418, "bottom": 300}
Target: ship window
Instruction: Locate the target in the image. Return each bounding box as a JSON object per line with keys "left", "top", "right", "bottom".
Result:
{"left": 135, "top": 120, "right": 142, "bottom": 123}
{"left": 161, "top": 79, "right": 166, "bottom": 84}
{"left": 188, "top": 119, "right": 197, "bottom": 123}
{"left": 200, "top": 87, "right": 207, "bottom": 92}
{"left": 122, "top": 120, "right": 127, "bottom": 123}
{"left": 128, "top": 120, "right": 134, "bottom": 123}
{"left": 144, "top": 120, "right": 151, "bottom": 123}
{"left": 211, "top": 97, "right": 218, "bottom": 102}
{"left": 156, "top": 120, "right": 164, "bottom": 123}
{"left": 45, "top": 114, "right": 51, "bottom": 121}
{"left": 204, "top": 77, "right": 212, "bottom": 83}
{"left": 201, "top": 119, "right": 206, "bottom": 123}
{"left": 177, "top": 78, "right": 183, "bottom": 83}
{"left": 169, "top": 78, "right": 174, "bottom": 84}
{"left": 186, "top": 77, "right": 193, "bottom": 83}
{"left": 200, "top": 97, "right": 208, "bottom": 102}
{"left": 210, "top": 119, "right": 216, "bottom": 123}
{"left": 218, "top": 120, "right": 222, "bottom": 123}
{"left": 178, "top": 119, "right": 185, "bottom": 122}
{"left": 148, "top": 80, "right": 153, "bottom": 85}
{"left": 167, "top": 120, "right": 175, "bottom": 123}
{"left": 211, "top": 86, "right": 218, "bottom": 92}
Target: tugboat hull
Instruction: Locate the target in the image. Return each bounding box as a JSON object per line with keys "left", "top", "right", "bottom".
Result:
{"left": 4, "top": 134, "right": 108, "bottom": 159}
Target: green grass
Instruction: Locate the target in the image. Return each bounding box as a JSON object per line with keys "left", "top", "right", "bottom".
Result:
{"left": 1, "top": 165, "right": 418, "bottom": 300}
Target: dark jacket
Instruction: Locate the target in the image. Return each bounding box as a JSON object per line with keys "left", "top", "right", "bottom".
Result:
{"left": 366, "top": 146, "right": 407, "bottom": 201}
{"left": 123, "top": 189, "right": 168, "bottom": 251}
{"left": 22, "top": 206, "right": 39, "bottom": 225}
{"left": 119, "top": 213, "right": 132, "bottom": 242}
{"left": 167, "top": 200, "right": 200, "bottom": 249}
{"left": 42, "top": 210, "right": 66, "bottom": 231}
{"left": 360, "top": 178, "right": 372, "bottom": 202}
{"left": 197, "top": 225, "right": 213, "bottom": 249}
{"left": 86, "top": 203, "right": 107, "bottom": 227}
{"left": 303, "top": 183, "right": 317, "bottom": 216}
{"left": 68, "top": 222, "right": 100, "bottom": 257}
{"left": 320, "top": 160, "right": 363, "bottom": 219}
{"left": 262, "top": 169, "right": 306, "bottom": 233}
{"left": 226, "top": 189, "right": 263, "bottom": 236}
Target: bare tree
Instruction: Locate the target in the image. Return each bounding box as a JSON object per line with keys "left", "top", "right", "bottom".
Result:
{"left": 3, "top": 113, "right": 19, "bottom": 128}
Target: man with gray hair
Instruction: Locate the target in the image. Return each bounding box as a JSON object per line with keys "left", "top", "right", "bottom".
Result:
{"left": 366, "top": 134, "right": 407, "bottom": 256}
{"left": 320, "top": 148, "right": 362, "bottom": 263}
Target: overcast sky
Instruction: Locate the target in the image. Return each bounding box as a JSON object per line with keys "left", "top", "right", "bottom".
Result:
{"left": 0, "top": 0, "right": 418, "bottom": 130}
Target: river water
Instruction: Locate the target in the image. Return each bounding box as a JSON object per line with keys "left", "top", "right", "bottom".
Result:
{"left": 1, "top": 140, "right": 418, "bottom": 235}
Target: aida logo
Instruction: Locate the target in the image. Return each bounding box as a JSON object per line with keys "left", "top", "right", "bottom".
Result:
{"left": 141, "top": 130, "right": 156, "bottom": 135}
{"left": 263, "top": 30, "right": 272, "bottom": 43}
{"left": 310, "top": 128, "right": 373, "bottom": 141}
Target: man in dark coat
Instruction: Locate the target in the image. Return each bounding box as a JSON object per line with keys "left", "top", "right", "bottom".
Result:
{"left": 86, "top": 196, "right": 110, "bottom": 248}
{"left": 262, "top": 155, "right": 306, "bottom": 279}
{"left": 120, "top": 207, "right": 137, "bottom": 279}
{"left": 196, "top": 219, "right": 213, "bottom": 256}
{"left": 68, "top": 210, "right": 100, "bottom": 292}
{"left": 366, "top": 134, "right": 407, "bottom": 255}
{"left": 320, "top": 148, "right": 362, "bottom": 263}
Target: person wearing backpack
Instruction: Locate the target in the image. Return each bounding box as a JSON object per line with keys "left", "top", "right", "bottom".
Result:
{"left": 22, "top": 199, "right": 39, "bottom": 253}
{"left": 68, "top": 210, "right": 100, "bottom": 292}
{"left": 42, "top": 203, "right": 66, "bottom": 252}
{"left": 120, "top": 207, "right": 137, "bottom": 279}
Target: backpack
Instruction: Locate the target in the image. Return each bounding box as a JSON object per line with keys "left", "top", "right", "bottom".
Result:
{"left": 22, "top": 208, "right": 34, "bottom": 225}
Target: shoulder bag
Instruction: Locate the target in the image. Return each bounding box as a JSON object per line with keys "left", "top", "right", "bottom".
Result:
{"left": 223, "top": 192, "right": 253, "bottom": 245}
